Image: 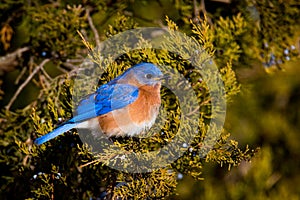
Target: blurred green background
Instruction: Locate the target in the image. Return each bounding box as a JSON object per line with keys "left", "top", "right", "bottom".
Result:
{"left": 1, "top": 0, "right": 300, "bottom": 199}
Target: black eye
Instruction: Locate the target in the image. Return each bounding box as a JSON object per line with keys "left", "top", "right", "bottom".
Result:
{"left": 145, "top": 74, "right": 153, "bottom": 79}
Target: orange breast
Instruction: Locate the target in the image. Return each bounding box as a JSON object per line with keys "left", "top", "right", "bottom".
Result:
{"left": 96, "top": 83, "right": 161, "bottom": 137}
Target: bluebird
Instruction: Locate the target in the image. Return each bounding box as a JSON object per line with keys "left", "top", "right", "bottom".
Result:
{"left": 35, "top": 62, "right": 164, "bottom": 145}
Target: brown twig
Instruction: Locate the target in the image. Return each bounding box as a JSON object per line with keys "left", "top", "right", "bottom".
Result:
{"left": 40, "top": 66, "right": 52, "bottom": 81}
{"left": 193, "top": 0, "right": 213, "bottom": 25}
{"left": 0, "top": 47, "right": 30, "bottom": 74}
{"left": 86, "top": 8, "right": 101, "bottom": 48}
{"left": 79, "top": 159, "right": 101, "bottom": 168}
{"left": 5, "top": 59, "right": 50, "bottom": 111}
{"left": 193, "top": 0, "right": 200, "bottom": 19}
{"left": 15, "top": 67, "right": 27, "bottom": 84}
{"left": 200, "top": 0, "right": 206, "bottom": 15}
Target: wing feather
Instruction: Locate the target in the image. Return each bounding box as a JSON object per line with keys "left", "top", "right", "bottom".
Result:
{"left": 70, "top": 83, "right": 139, "bottom": 123}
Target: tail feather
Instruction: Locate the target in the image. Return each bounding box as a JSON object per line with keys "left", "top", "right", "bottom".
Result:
{"left": 34, "top": 122, "right": 78, "bottom": 145}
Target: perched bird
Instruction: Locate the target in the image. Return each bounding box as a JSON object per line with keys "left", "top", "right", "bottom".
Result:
{"left": 34, "top": 62, "right": 164, "bottom": 145}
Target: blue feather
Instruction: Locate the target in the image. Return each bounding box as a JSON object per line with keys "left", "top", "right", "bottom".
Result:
{"left": 34, "top": 122, "right": 77, "bottom": 145}
{"left": 34, "top": 62, "right": 162, "bottom": 145}
{"left": 35, "top": 84, "right": 138, "bottom": 145}
{"left": 71, "top": 84, "right": 139, "bottom": 123}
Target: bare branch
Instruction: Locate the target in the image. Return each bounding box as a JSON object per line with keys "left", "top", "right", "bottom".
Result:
{"left": 193, "top": 0, "right": 200, "bottom": 19}
{"left": 40, "top": 66, "right": 52, "bottom": 81}
{"left": 5, "top": 59, "right": 50, "bottom": 111}
{"left": 0, "top": 47, "right": 30, "bottom": 75}
{"left": 15, "top": 67, "right": 27, "bottom": 84}
{"left": 192, "top": 0, "right": 213, "bottom": 26}
{"left": 86, "top": 8, "right": 101, "bottom": 48}
{"left": 200, "top": 0, "right": 206, "bottom": 15}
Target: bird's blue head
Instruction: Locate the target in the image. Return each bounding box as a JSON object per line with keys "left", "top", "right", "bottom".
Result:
{"left": 121, "top": 63, "right": 164, "bottom": 86}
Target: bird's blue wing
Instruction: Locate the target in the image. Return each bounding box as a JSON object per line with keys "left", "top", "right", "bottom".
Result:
{"left": 34, "top": 123, "right": 77, "bottom": 145}
{"left": 34, "top": 83, "right": 138, "bottom": 145}
{"left": 70, "top": 83, "right": 139, "bottom": 123}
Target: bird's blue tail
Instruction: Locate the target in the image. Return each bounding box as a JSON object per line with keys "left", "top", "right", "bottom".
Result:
{"left": 34, "top": 122, "right": 78, "bottom": 145}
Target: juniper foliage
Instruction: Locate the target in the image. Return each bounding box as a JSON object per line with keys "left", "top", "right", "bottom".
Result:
{"left": 1, "top": 0, "right": 299, "bottom": 199}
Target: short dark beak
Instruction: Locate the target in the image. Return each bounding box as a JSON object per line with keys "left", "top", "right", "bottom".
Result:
{"left": 158, "top": 75, "right": 171, "bottom": 81}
